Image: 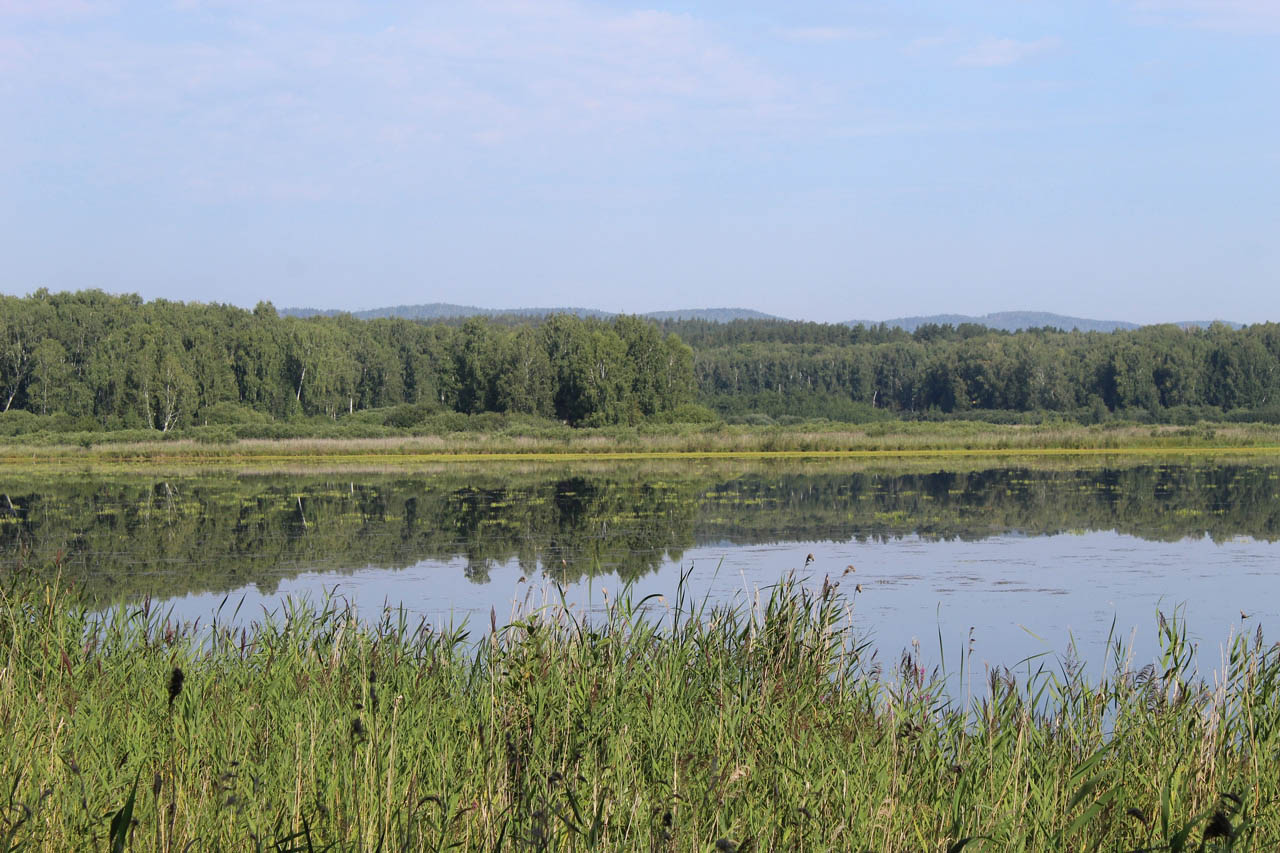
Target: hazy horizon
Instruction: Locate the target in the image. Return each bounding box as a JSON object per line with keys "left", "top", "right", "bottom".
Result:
{"left": 3, "top": 289, "right": 1253, "bottom": 328}
{"left": 2, "top": 0, "right": 1277, "bottom": 324}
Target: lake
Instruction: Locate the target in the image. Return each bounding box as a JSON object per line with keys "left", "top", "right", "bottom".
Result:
{"left": 3, "top": 457, "right": 1278, "bottom": 671}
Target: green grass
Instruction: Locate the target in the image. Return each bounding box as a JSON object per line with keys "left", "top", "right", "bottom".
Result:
{"left": 2, "top": 571, "right": 1278, "bottom": 851}
{"left": 2, "top": 420, "right": 1280, "bottom": 470}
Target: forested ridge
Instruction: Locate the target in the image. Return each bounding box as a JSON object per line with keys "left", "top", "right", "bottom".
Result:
{"left": 1, "top": 290, "right": 1278, "bottom": 434}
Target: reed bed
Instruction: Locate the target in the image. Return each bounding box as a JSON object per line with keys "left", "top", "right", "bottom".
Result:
{"left": 2, "top": 571, "right": 1278, "bottom": 851}
{"left": 3, "top": 421, "right": 1280, "bottom": 469}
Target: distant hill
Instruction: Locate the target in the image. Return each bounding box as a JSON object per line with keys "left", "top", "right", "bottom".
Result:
{"left": 280, "top": 303, "right": 784, "bottom": 323}
{"left": 643, "top": 308, "right": 783, "bottom": 322}
{"left": 281, "top": 303, "right": 1241, "bottom": 331}
{"left": 1175, "top": 320, "right": 1245, "bottom": 330}
{"left": 845, "top": 311, "right": 1241, "bottom": 333}
{"left": 281, "top": 303, "right": 610, "bottom": 321}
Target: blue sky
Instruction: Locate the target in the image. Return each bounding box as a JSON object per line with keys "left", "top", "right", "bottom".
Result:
{"left": 1, "top": 0, "right": 1276, "bottom": 323}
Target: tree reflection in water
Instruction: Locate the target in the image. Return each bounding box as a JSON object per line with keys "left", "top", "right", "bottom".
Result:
{"left": 1, "top": 460, "right": 1277, "bottom": 605}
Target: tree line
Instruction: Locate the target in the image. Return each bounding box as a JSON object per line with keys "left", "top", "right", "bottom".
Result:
{"left": 2, "top": 290, "right": 1279, "bottom": 432}
{"left": 666, "top": 319, "right": 1280, "bottom": 422}
{"left": 0, "top": 290, "right": 695, "bottom": 430}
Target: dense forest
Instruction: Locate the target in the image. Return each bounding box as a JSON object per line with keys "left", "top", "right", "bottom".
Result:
{"left": 658, "top": 317, "right": 1280, "bottom": 423}
{"left": 1, "top": 290, "right": 1278, "bottom": 433}
{"left": 0, "top": 290, "right": 695, "bottom": 430}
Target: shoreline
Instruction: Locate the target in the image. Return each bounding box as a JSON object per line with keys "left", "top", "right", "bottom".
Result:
{"left": 2, "top": 422, "right": 1279, "bottom": 469}
{"left": 4, "top": 444, "right": 1279, "bottom": 470}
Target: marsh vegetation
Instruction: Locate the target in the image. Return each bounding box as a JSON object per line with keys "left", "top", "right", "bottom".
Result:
{"left": 2, "top": 572, "right": 1275, "bottom": 851}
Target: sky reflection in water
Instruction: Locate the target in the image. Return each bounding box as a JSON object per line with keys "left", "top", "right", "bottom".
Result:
{"left": 158, "top": 528, "right": 1280, "bottom": 676}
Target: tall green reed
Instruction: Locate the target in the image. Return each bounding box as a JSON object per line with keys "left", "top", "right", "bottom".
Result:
{"left": 1, "top": 566, "right": 1276, "bottom": 851}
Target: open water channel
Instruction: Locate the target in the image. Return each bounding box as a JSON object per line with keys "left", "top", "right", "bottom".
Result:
{"left": 3, "top": 457, "right": 1278, "bottom": 673}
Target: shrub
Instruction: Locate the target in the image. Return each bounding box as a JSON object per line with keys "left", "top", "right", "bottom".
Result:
{"left": 199, "top": 402, "right": 273, "bottom": 426}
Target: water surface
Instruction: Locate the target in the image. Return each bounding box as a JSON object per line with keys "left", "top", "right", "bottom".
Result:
{"left": 3, "top": 459, "right": 1277, "bottom": 668}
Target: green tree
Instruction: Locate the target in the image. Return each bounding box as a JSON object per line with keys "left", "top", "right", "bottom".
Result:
{"left": 28, "top": 339, "right": 71, "bottom": 416}
{"left": 453, "top": 319, "right": 497, "bottom": 414}
{"left": 495, "top": 326, "right": 553, "bottom": 416}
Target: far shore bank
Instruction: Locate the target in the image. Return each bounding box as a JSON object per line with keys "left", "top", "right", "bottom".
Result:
{"left": 2, "top": 421, "right": 1278, "bottom": 470}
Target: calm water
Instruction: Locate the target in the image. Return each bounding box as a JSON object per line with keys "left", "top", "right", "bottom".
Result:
{"left": 3, "top": 459, "right": 1278, "bottom": 668}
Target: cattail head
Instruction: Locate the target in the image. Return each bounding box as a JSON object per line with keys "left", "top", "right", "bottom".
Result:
{"left": 1204, "top": 810, "right": 1233, "bottom": 841}
{"left": 167, "top": 667, "right": 184, "bottom": 709}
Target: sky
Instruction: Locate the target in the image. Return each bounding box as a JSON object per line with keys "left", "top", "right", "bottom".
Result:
{"left": 1, "top": 0, "right": 1277, "bottom": 324}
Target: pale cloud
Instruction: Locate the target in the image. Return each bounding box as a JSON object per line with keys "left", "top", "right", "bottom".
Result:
{"left": 0, "top": 0, "right": 114, "bottom": 18}
{"left": 0, "top": 0, "right": 800, "bottom": 203}
{"left": 1132, "top": 0, "right": 1280, "bottom": 32}
{"left": 777, "top": 26, "right": 879, "bottom": 44}
{"left": 2, "top": 1, "right": 790, "bottom": 145}
{"left": 0, "top": 35, "right": 29, "bottom": 74}
{"left": 170, "top": 0, "right": 366, "bottom": 24}
{"left": 957, "top": 36, "right": 1060, "bottom": 67}
{"left": 390, "top": 2, "right": 786, "bottom": 123}
{"left": 904, "top": 33, "right": 959, "bottom": 56}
